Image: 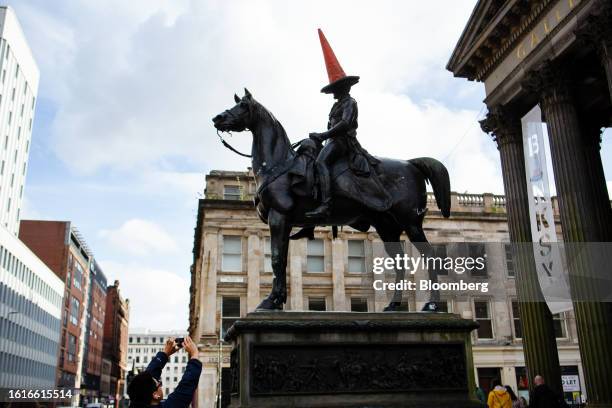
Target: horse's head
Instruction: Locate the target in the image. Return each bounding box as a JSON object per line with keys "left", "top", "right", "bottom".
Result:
{"left": 212, "top": 88, "right": 255, "bottom": 132}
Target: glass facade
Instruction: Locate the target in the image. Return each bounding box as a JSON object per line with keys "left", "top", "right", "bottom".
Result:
{"left": 0, "top": 242, "right": 63, "bottom": 388}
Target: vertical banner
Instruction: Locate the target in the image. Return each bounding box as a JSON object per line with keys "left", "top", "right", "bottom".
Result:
{"left": 521, "top": 105, "right": 572, "bottom": 313}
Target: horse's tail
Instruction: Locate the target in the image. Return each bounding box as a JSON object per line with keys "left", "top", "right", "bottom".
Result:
{"left": 409, "top": 157, "right": 451, "bottom": 218}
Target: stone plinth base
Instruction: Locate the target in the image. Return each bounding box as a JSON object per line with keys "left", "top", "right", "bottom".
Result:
{"left": 224, "top": 312, "right": 483, "bottom": 408}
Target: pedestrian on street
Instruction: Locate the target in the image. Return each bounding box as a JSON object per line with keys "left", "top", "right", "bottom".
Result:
{"left": 505, "top": 385, "right": 525, "bottom": 408}
{"left": 487, "top": 378, "right": 512, "bottom": 408}
{"left": 475, "top": 386, "right": 487, "bottom": 403}
{"left": 529, "top": 375, "right": 562, "bottom": 408}
{"left": 127, "top": 336, "right": 202, "bottom": 408}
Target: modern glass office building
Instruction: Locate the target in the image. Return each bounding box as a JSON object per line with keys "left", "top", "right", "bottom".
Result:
{"left": 0, "top": 6, "right": 63, "bottom": 390}
{"left": 0, "top": 225, "right": 64, "bottom": 388}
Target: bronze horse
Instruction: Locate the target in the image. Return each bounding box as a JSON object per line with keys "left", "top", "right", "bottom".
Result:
{"left": 212, "top": 89, "right": 450, "bottom": 311}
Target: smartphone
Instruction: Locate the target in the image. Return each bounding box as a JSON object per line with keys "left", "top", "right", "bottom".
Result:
{"left": 175, "top": 337, "right": 184, "bottom": 348}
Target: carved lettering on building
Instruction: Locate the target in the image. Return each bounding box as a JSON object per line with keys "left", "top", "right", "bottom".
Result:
{"left": 515, "top": 0, "right": 580, "bottom": 61}
{"left": 485, "top": 0, "right": 581, "bottom": 94}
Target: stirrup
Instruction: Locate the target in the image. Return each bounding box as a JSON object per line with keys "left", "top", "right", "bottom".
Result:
{"left": 305, "top": 202, "right": 331, "bottom": 218}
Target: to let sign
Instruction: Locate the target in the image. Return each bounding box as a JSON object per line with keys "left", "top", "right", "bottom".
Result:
{"left": 562, "top": 375, "right": 580, "bottom": 392}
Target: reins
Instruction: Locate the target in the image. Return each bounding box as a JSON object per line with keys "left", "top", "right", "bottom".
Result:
{"left": 217, "top": 130, "right": 252, "bottom": 158}
{"left": 217, "top": 129, "right": 303, "bottom": 159}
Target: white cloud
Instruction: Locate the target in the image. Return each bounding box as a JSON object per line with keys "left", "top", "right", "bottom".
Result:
{"left": 141, "top": 171, "right": 205, "bottom": 198}
{"left": 101, "top": 261, "right": 190, "bottom": 329}
{"left": 20, "top": 195, "right": 45, "bottom": 220}
{"left": 14, "top": 0, "right": 521, "bottom": 332}
{"left": 13, "top": 0, "right": 503, "bottom": 194}
{"left": 99, "top": 219, "right": 179, "bottom": 256}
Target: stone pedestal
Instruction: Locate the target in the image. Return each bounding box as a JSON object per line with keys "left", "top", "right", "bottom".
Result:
{"left": 224, "top": 312, "right": 483, "bottom": 408}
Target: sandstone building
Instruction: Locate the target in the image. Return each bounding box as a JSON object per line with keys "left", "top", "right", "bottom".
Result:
{"left": 189, "top": 169, "right": 584, "bottom": 406}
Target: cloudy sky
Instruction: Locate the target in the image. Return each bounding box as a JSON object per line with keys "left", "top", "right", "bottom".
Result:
{"left": 11, "top": 0, "right": 612, "bottom": 330}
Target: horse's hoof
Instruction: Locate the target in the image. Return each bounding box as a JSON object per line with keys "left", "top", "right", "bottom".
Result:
{"left": 255, "top": 295, "right": 284, "bottom": 311}
{"left": 383, "top": 301, "right": 401, "bottom": 312}
{"left": 421, "top": 301, "right": 439, "bottom": 312}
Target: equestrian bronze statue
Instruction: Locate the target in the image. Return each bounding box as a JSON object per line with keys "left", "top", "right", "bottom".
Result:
{"left": 212, "top": 30, "right": 450, "bottom": 312}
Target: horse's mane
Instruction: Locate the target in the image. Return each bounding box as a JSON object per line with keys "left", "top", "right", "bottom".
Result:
{"left": 250, "top": 98, "right": 293, "bottom": 151}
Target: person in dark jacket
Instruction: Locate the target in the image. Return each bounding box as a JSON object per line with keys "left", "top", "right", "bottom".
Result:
{"left": 127, "top": 336, "right": 202, "bottom": 407}
{"left": 530, "top": 375, "right": 561, "bottom": 408}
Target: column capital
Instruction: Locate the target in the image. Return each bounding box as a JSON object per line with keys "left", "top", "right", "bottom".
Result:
{"left": 479, "top": 105, "right": 522, "bottom": 150}
{"left": 202, "top": 227, "right": 220, "bottom": 235}
{"left": 523, "top": 62, "right": 573, "bottom": 108}
{"left": 575, "top": 1, "right": 612, "bottom": 56}
{"left": 245, "top": 229, "right": 264, "bottom": 238}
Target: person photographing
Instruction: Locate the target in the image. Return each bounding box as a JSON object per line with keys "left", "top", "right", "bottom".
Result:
{"left": 127, "top": 336, "right": 202, "bottom": 407}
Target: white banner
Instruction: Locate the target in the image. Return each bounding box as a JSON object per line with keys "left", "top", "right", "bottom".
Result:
{"left": 521, "top": 105, "right": 572, "bottom": 314}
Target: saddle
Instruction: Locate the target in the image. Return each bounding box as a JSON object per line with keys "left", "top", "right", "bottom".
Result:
{"left": 287, "top": 138, "right": 392, "bottom": 212}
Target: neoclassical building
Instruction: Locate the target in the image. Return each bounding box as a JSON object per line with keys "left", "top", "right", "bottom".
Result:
{"left": 448, "top": 0, "right": 611, "bottom": 403}
{"left": 188, "top": 169, "right": 584, "bottom": 407}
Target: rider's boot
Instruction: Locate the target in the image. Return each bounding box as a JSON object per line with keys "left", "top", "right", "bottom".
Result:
{"left": 290, "top": 227, "right": 315, "bottom": 240}
{"left": 306, "top": 162, "right": 332, "bottom": 218}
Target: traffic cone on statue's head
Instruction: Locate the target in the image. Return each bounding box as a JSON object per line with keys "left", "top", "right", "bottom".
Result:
{"left": 317, "top": 28, "right": 359, "bottom": 94}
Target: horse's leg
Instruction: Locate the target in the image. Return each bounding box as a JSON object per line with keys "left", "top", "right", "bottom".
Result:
{"left": 374, "top": 226, "right": 405, "bottom": 312}
{"left": 406, "top": 225, "right": 440, "bottom": 311}
{"left": 256, "top": 208, "right": 291, "bottom": 310}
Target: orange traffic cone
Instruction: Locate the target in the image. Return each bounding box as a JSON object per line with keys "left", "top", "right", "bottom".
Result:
{"left": 317, "top": 28, "right": 359, "bottom": 94}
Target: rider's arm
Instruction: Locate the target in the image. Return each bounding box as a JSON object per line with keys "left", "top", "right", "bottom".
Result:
{"left": 317, "top": 120, "right": 349, "bottom": 141}
{"left": 317, "top": 99, "right": 357, "bottom": 141}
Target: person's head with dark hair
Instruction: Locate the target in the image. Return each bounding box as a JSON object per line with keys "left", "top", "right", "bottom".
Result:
{"left": 490, "top": 377, "right": 501, "bottom": 389}
{"left": 505, "top": 385, "right": 518, "bottom": 401}
{"left": 127, "top": 371, "right": 163, "bottom": 407}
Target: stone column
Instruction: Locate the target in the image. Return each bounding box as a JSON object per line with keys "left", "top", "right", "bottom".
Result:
{"left": 578, "top": 2, "right": 612, "bottom": 104}
{"left": 480, "top": 106, "right": 563, "bottom": 395}
{"left": 532, "top": 63, "right": 612, "bottom": 405}
{"left": 289, "top": 240, "right": 304, "bottom": 311}
{"left": 331, "top": 235, "right": 348, "bottom": 311}
{"left": 602, "top": 37, "right": 612, "bottom": 100}
{"left": 580, "top": 120, "right": 612, "bottom": 241}
{"left": 371, "top": 235, "right": 388, "bottom": 312}
{"left": 246, "top": 233, "right": 261, "bottom": 313}
{"left": 198, "top": 366, "right": 218, "bottom": 408}
{"left": 200, "top": 229, "right": 220, "bottom": 337}
{"left": 575, "top": 3, "right": 612, "bottom": 242}
{"left": 596, "top": 5, "right": 612, "bottom": 102}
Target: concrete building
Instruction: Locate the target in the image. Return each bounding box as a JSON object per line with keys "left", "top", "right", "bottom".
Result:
{"left": 188, "top": 169, "right": 585, "bottom": 406}
{"left": 0, "top": 6, "right": 39, "bottom": 236}
{"left": 126, "top": 330, "right": 190, "bottom": 397}
{"left": 19, "top": 220, "right": 93, "bottom": 392}
{"left": 0, "top": 5, "right": 64, "bottom": 391}
{"left": 103, "top": 280, "right": 129, "bottom": 406}
{"left": 0, "top": 225, "right": 64, "bottom": 389}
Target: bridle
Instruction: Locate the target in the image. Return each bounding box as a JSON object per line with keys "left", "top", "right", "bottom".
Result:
{"left": 216, "top": 106, "right": 253, "bottom": 158}
{"left": 215, "top": 102, "right": 303, "bottom": 158}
